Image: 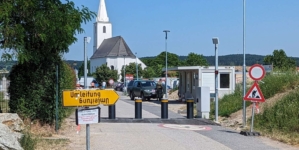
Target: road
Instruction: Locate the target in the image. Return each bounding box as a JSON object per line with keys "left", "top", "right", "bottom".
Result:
{"left": 64, "top": 92, "right": 297, "bottom": 150}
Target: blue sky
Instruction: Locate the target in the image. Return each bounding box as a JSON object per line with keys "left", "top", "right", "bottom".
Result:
{"left": 64, "top": 0, "right": 299, "bottom": 61}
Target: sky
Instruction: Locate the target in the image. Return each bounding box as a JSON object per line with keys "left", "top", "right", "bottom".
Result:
{"left": 64, "top": 0, "right": 299, "bottom": 61}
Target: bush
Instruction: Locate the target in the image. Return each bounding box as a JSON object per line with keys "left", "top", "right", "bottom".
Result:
{"left": 260, "top": 72, "right": 299, "bottom": 99}
{"left": 20, "top": 132, "right": 37, "bottom": 150}
{"left": 211, "top": 71, "right": 299, "bottom": 118}
{"left": 8, "top": 60, "right": 76, "bottom": 126}
{"left": 210, "top": 84, "right": 250, "bottom": 117}
{"left": 254, "top": 88, "right": 299, "bottom": 144}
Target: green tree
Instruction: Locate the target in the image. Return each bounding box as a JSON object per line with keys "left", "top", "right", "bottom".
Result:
{"left": 94, "top": 64, "right": 118, "bottom": 84}
{"left": 78, "top": 60, "right": 92, "bottom": 79}
{"left": 184, "top": 52, "right": 208, "bottom": 66}
{"left": 264, "top": 49, "right": 296, "bottom": 71}
{"left": 120, "top": 62, "right": 143, "bottom": 81}
{"left": 155, "top": 51, "right": 180, "bottom": 67}
{"left": 1, "top": 0, "right": 95, "bottom": 124}
{"left": 143, "top": 67, "right": 156, "bottom": 79}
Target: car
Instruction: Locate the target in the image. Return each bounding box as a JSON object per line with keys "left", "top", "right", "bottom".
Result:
{"left": 129, "top": 80, "right": 158, "bottom": 101}
{"left": 114, "top": 82, "right": 124, "bottom": 91}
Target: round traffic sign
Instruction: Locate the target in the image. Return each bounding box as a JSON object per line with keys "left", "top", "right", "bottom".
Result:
{"left": 249, "top": 64, "right": 265, "bottom": 80}
{"left": 109, "top": 79, "right": 114, "bottom": 85}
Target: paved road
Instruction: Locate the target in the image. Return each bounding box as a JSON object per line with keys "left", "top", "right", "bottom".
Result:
{"left": 67, "top": 92, "right": 295, "bottom": 150}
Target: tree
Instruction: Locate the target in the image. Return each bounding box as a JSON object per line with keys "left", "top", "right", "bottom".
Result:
{"left": 94, "top": 64, "right": 118, "bottom": 84}
{"left": 143, "top": 67, "right": 156, "bottom": 79}
{"left": 264, "top": 49, "right": 296, "bottom": 71}
{"left": 120, "top": 62, "right": 143, "bottom": 81}
{"left": 184, "top": 52, "right": 208, "bottom": 66}
{"left": 78, "top": 60, "right": 92, "bottom": 79}
{"left": 155, "top": 51, "right": 180, "bottom": 67}
{"left": 1, "top": 0, "right": 95, "bottom": 124}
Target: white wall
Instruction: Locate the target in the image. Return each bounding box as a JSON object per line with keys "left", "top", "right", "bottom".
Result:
{"left": 90, "top": 57, "right": 147, "bottom": 81}
{"left": 93, "top": 22, "right": 112, "bottom": 53}
{"left": 90, "top": 58, "right": 107, "bottom": 73}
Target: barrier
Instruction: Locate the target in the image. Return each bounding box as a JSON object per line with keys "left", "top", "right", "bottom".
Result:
{"left": 135, "top": 98, "right": 142, "bottom": 119}
{"left": 161, "top": 98, "right": 168, "bottom": 119}
{"left": 186, "top": 98, "right": 194, "bottom": 119}
{"left": 108, "top": 105, "right": 116, "bottom": 119}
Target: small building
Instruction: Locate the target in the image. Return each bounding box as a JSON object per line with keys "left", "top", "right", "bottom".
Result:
{"left": 164, "top": 66, "right": 235, "bottom": 100}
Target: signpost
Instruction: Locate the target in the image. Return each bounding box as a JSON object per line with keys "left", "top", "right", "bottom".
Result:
{"left": 63, "top": 89, "right": 119, "bottom": 150}
{"left": 62, "top": 89, "right": 119, "bottom": 107}
{"left": 241, "top": 64, "right": 265, "bottom": 136}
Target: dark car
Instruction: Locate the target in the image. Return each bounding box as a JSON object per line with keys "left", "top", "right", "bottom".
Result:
{"left": 114, "top": 82, "right": 124, "bottom": 91}
{"left": 129, "top": 80, "right": 157, "bottom": 101}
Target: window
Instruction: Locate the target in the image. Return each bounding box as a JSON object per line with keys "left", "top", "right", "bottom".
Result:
{"left": 141, "top": 81, "right": 156, "bottom": 87}
{"left": 103, "top": 26, "right": 106, "bottom": 33}
{"left": 220, "top": 73, "right": 230, "bottom": 88}
{"left": 110, "top": 65, "right": 114, "bottom": 70}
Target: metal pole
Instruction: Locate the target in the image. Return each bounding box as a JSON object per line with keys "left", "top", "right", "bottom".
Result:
{"left": 163, "top": 30, "right": 170, "bottom": 99}
{"left": 215, "top": 44, "right": 219, "bottom": 122}
{"left": 55, "top": 65, "right": 58, "bottom": 132}
{"left": 124, "top": 55, "right": 126, "bottom": 94}
{"left": 84, "top": 37, "right": 87, "bottom": 89}
{"left": 135, "top": 53, "right": 138, "bottom": 80}
{"left": 84, "top": 37, "right": 90, "bottom": 150}
{"left": 242, "top": 0, "right": 247, "bottom": 127}
{"left": 250, "top": 102, "right": 255, "bottom": 132}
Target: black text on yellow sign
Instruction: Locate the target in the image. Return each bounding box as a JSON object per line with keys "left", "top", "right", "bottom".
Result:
{"left": 63, "top": 89, "right": 119, "bottom": 107}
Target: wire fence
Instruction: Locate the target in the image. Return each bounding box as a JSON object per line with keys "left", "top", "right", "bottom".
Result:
{"left": 0, "top": 76, "right": 10, "bottom": 113}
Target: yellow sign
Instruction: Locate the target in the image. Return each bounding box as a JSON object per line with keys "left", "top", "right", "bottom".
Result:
{"left": 62, "top": 89, "right": 119, "bottom": 107}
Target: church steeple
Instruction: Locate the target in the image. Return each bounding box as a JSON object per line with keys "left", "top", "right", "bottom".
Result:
{"left": 97, "top": 0, "right": 109, "bottom": 22}
{"left": 93, "top": 0, "right": 112, "bottom": 53}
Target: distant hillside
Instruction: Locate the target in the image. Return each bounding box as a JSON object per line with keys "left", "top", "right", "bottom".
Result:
{"left": 184, "top": 54, "right": 266, "bottom": 66}
{"left": 143, "top": 54, "right": 299, "bottom": 66}
{"left": 0, "top": 54, "right": 298, "bottom": 72}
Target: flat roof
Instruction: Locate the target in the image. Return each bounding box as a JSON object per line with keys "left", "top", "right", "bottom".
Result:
{"left": 162, "top": 66, "right": 235, "bottom": 71}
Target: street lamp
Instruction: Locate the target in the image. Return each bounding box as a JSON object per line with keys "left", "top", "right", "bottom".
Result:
{"left": 242, "top": 0, "right": 247, "bottom": 127}
{"left": 84, "top": 36, "right": 91, "bottom": 150}
{"left": 212, "top": 37, "right": 219, "bottom": 122}
{"left": 135, "top": 52, "right": 138, "bottom": 80}
{"left": 123, "top": 55, "right": 126, "bottom": 94}
{"left": 84, "top": 37, "right": 91, "bottom": 89}
{"left": 163, "top": 30, "right": 170, "bottom": 99}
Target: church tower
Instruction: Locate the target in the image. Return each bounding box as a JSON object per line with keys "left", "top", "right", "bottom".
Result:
{"left": 93, "top": 0, "right": 112, "bottom": 53}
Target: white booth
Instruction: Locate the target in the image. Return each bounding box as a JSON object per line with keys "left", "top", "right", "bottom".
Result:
{"left": 163, "top": 66, "right": 235, "bottom": 119}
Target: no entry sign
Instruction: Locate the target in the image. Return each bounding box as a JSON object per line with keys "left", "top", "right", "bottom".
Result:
{"left": 249, "top": 64, "right": 265, "bottom": 81}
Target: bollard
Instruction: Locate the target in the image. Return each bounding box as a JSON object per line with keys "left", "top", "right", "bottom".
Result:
{"left": 135, "top": 98, "right": 142, "bottom": 119}
{"left": 161, "top": 98, "right": 168, "bottom": 119}
{"left": 108, "top": 105, "right": 116, "bottom": 119}
{"left": 186, "top": 98, "right": 194, "bottom": 119}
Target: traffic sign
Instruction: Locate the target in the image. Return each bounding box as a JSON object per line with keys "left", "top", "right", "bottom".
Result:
{"left": 109, "top": 79, "right": 114, "bottom": 85}
{"left": 244, "top": 82, "right": 265, "bottom": 102}
{"left": 63, "top": 89, "right": 119, "bottom": 107}
{"left": 249, "top": 64, "right": 266, "bottom": 81}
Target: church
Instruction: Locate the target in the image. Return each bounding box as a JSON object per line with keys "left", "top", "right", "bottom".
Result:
{"left": 90, "top": 0, "right": 146, "bottom": 81}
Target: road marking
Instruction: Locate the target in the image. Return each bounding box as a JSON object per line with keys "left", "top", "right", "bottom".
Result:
{"left": 159, "top": 124, "right": 212, "bottom": 131}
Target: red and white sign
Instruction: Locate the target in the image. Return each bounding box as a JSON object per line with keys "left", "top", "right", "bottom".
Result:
{"left": 244, "top": 82, "right": 265, "bottom": 102}
{"left": 126, "top": 74, "right": 134, "bottom": 80}
{"left": 76, "top": 107, "right": 100, "bottom": 124}
{"left": 249, "top": 64, "right": 266, "bottom": 81}
{"left": 109, "top": 79, "right": 114, "bottom": 85}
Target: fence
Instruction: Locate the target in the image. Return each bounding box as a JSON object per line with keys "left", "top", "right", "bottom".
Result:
{"left": 0, "top": 76, "right": 10, "bottom": 113}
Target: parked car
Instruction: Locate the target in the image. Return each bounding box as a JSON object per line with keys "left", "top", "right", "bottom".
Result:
{"left": 126, "top": 80, "right": 136, "bottom": 93}
{"left": 114, "top": 82, "right": 124, "bottom": 91}
{"left": 129, "top": 80, "right": 157, "bottom": 101}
